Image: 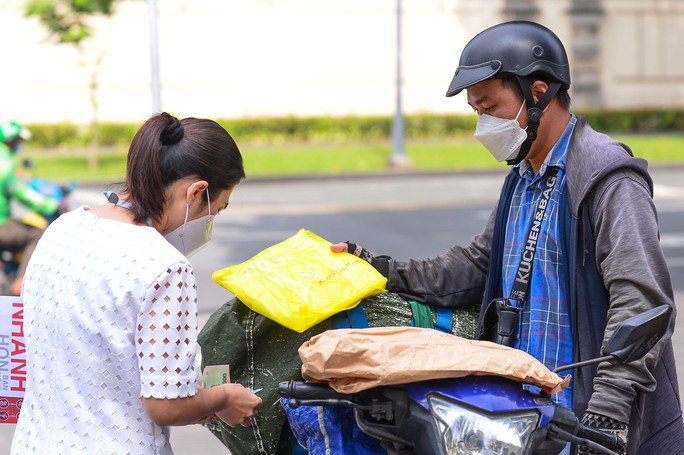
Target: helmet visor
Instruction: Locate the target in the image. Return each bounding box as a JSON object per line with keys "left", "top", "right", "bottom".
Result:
{"left": 446, "top": 60, "right": 502, "bottom": 97}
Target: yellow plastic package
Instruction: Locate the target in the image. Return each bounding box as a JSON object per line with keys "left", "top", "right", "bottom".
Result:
{"left": 212, "top": 229, "right": 387, "bottom": 332}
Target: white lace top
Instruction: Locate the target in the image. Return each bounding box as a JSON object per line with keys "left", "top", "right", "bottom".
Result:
{"left": 11, "top": 207, "right": 199, "bottom": 454}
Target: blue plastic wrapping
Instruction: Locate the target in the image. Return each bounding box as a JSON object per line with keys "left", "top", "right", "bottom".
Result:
{"left": 283, "top": 399, "right": 386, "bottom": 455}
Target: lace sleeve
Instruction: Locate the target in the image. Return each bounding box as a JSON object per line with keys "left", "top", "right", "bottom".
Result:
{"left": 136, "top": 263, "right": 199, "bottom": 399}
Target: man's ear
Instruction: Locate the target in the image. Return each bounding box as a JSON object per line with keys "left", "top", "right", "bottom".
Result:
{"left": 530, "top": 80, "right": 549, "bottom": 104}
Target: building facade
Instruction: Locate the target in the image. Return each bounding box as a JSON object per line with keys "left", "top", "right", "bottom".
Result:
{"left": 1, "top": 0, "right": 683, "bottom": 123}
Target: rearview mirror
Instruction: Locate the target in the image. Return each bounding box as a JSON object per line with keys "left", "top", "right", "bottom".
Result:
{"left": 603, "top": 305, "right": 673, "bottom": 363}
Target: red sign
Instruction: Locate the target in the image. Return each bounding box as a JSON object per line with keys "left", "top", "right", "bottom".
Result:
{"left": 0, "top": 297, "right": 25, "bottom": 424}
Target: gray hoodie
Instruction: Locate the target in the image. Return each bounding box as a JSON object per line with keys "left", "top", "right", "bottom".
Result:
{"left": 385, "top": 117, "right": 682, "bottom": 452}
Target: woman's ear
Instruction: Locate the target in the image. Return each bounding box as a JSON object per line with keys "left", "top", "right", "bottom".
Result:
{"left": 186, "top": 180, "right": 209, "bottom": 206}
{"left": 530, "top": 80, "right": 549, "bottom": 104}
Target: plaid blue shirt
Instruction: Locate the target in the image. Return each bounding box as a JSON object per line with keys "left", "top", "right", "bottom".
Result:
{"left": 501, "top": 115, "right": 577, "bottom": 409}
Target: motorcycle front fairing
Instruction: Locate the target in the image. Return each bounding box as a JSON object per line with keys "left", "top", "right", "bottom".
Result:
{"left": 353, "top": 385, "right": 443, "bottom": 454}
{"left": 354, "top": 376, "right": 563, "bottom": 455}
{"left": 406, "top": 376, "right": 556, "bottom": 426}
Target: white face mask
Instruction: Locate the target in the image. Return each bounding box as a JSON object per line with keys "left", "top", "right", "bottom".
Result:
{"left": 164, "top": 186, "right": 215, "bottom": 258}
{"left": 474, "top": 100, "right": 528, "bottom": 162}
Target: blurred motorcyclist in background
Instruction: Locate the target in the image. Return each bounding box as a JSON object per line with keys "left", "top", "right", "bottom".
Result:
{"left": 0, "top": 120, "right": 59, "bottom": 295}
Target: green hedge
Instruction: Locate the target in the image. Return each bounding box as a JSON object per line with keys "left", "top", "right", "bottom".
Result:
{"left": 580, "top": 109, "right": 684, "bottom": 133}
{"left": 28, "top": 123, "right": 82, "bottom": 148}
{"left": 24, "top": 109, "right": 684, "bottom": 149}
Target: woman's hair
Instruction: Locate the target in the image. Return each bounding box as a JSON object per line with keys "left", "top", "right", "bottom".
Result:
{"left": 123, "top": 112, "right": 245, "bottom": 223}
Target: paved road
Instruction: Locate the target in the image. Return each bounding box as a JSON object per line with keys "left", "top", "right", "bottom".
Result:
{"left": 1, "top": 168, "right": 683, "bottom": 453}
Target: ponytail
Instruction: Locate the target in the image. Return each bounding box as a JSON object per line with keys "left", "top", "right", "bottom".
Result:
{"left": 123, "top": 112, "right": 245, "bottom": 224}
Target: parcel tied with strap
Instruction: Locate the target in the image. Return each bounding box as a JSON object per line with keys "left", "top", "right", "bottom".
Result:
{"left": 299, "top": 327, "right": 571, "bottom": 394}
{"left": 212, "top": 229, "right": 387, "bottom": 333}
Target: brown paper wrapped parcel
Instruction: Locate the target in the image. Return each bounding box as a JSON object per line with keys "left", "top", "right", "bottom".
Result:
{"left": 300, "top": 327, "right": 570, "bottom": 394}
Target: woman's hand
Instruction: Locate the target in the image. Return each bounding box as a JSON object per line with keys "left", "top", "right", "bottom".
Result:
{"left": 189, "top": 385, "right": 219, "bottom": 424}
{"left": 195, "top": 413, "right": 219, "bottom": 424}
{"left": 143, "top": 383, "right": 261, "bottom": 427}
{"left": 215, "top": 383, "right": 263, "bottom": 427}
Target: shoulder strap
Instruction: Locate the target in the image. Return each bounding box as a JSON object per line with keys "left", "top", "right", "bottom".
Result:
{"left": 508, "top": 167, "right": 560, "bottom": 305}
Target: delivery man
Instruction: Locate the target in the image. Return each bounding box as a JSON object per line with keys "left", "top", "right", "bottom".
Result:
{"left": 333, "top": 21, "right": 682, "bottom": 454}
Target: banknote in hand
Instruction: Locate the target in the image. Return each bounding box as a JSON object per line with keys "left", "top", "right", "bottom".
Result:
{"left": 202, "top": 365, "right": 231, "bottom": 388}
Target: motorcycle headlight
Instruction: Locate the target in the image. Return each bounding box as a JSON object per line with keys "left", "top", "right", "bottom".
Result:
{"left": 428, "top": 395, "right": 539, "bottom": 455}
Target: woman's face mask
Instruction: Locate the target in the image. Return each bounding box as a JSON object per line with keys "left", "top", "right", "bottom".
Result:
{"left": 474, "top": 100, "right": 528, "bottom": 162}
{"left": 164, "top": 185, "right": 215, "bottom": 257}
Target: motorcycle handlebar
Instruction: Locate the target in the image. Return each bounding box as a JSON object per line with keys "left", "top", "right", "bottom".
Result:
{"left": 577, "top": 424, "right": 623, "bottom": 452}
{"left": 278, "top": 381, "right": 351, "bottom": 401}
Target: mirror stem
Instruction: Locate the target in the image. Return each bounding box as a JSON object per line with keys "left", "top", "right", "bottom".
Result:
{"left": 553, "top": 355, "right": 615, "bottom": 374}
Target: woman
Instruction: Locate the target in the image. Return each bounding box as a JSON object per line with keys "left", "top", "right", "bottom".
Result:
{"left": 11, "top": 113, "right": 262, "bottom": 454}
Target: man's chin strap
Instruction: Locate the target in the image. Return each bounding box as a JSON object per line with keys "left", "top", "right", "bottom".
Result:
{"left": 506, "top": 76, "right": 562, "bottom": 165}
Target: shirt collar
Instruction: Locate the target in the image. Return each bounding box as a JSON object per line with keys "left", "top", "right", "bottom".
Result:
{"left": 516, "top": 114, "right": 576, "bottom": 180}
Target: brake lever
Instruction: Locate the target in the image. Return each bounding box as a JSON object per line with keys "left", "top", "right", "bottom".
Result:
{"left": 287, "top": 398, "right": 361, "bottom": 409}
{"left": 546, "top": 423, "right": 619, "bottom": 455}
{"left": 286, "top": 398, "right": 394, "bottom": 420}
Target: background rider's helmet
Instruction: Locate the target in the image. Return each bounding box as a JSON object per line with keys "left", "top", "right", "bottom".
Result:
{"left": 0, "top": 121, "right": 32, "bottom": 144}
{"left": 446, "top": 21, "right": 570, "bottom": 164}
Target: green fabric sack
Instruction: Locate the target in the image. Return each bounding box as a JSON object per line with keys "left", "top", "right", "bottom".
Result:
{"left": 198, "top": 293, "right": 479, "bottom": 455}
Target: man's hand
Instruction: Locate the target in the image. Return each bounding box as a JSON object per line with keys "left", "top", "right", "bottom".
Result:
{"left": 331, "top": 241, "right": 390, "bottom": 277}
{"left": 578, "top": 412, "right": 628, "bottom": 455}
{"left": 214, "top": 383, "right": 263, "bottom": 428}
{"left": 330, "top": 242, "right": 350, "bottom": 254}
{"left": 331, "top": 242, "right": 374, "bottom": 263}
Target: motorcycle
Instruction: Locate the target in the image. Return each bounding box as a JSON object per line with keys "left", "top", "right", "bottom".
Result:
{"left": 0, "top": 173, "right": 75, "bottom": 294}
{"left": 280, "top": 304, "right": 672, "bottom": 455}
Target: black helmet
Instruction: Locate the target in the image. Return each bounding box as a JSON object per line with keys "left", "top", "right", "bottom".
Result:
{"left": 446, "top": 21, "right": 571, "bottom": 164}
{"left": 446, "top": 21, "right": 570, "bottom": 97}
